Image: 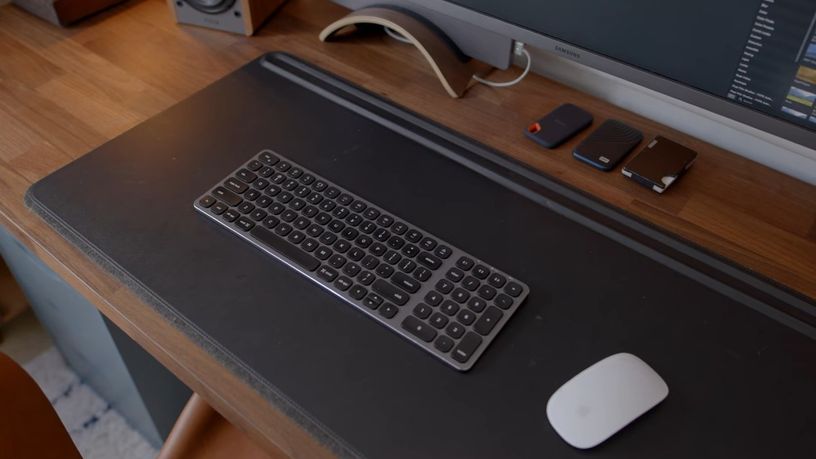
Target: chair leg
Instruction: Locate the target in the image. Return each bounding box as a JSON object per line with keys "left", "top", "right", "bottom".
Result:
{"left": 158, "top": 393, "right": 287, "bottom": 459}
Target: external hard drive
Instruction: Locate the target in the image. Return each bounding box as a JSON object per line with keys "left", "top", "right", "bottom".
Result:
{"left": 573, "top": 119, "right": 642, "bottom": 171}
{"left": 622, "top": 136, "right": 697, "bottom": 193}
{"left": 526, "top": 104, "right": 593, "bottom": 148}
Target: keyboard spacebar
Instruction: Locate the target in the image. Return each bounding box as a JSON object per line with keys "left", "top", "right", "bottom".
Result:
{"left": 250, "top": 227, "right": 320, "bottom": 272}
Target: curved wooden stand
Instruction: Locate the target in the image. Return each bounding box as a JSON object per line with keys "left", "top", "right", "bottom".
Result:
{"left": 319, "top": 7, "right": 491, "bottom": 98}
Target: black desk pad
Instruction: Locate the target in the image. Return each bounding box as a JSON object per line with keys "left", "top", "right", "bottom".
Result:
{"left": 27, "top": 53, "right": 816, "bottom": 458}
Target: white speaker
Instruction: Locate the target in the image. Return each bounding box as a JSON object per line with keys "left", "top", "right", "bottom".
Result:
{"left": 167, "top": 0, "right": 285, "bottom": 36}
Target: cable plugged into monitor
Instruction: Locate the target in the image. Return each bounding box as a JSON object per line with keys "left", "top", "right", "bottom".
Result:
{"left": 472, "top": 41, "right": 532, "bottom": 88}
{"left": 383, "top": 25, "right": 532, "bottom": 90}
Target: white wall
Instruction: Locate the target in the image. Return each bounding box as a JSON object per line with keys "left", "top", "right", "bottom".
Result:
{"left": 524, "top": 47, "right": 816, "bottom": 185}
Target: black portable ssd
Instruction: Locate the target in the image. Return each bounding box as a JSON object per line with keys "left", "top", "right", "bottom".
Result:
{"left": 526, "top": 103, "right": 593, "bottom": 148}
{"left": 573, "top": 119, "right": 643, "bottom": 171}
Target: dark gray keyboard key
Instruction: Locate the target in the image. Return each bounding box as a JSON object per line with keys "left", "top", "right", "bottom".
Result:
{"left": 505, "top": 281, "right": 523, "bottom": 297}
{"left": 363, "top": 207, "right": 380, "bottom": 220}
{"left": 446, "top": 322, "right": 465, "bottom": 339}
{"left": 288, "top": 231, "right": 305, "bottom": 245}
{"left": 363, "top": 293, "right": 383, "bottom": 309}
{"left": 224, "top": 177, "right": 248, "bottom": 194}
{"left": 391, "top": 222, "right": 408, "bottom": 235}
{"left": 318, "top": 265, "right": 338, "bottom": 282}
{"left": 478, "top": 284, "right": 497, "bottom": 300}
{"left": 436, "top": 279, "right": 454, "bottom": 294}
{"left": 236, "top": 169, "right": 257, "bottom": 183}
{"left": 348, "top": 247, "right": 365, "bottom": 261}
{"left": 259, "top": 151, "right": 278, "bottom": 166}
{"left": 343, "top": 262, "right": 361, "bottom": 277}
{"left": 384, "top": 250, "right": 401, "bottom": 265}
{"left": 413, "top": 267, "right": 432, "bottom": 281}
{"left": 263, "top": 216, "right": 279, "bottom": 229}
{"left": 236, "top": 216, "right": 254, "bottom": 231}
{"left": 349, "top": 284, "right": 367, "bottom": 300}
{"left": 446, "top": 268, "right": 465, "bottom": 282}
{"left": 372, "top": 279, "right": 410, "bottom": 305}
{"left": 375, "top": 264, "right": 394, "bottom": 278}
{"left": 402, "top": 316, "right": 436, "bottom": 342}
{"left": 212, "top": 187, "right": 241, "bottom": 206}
{"left": 457, "top": 309, "right": 476, "bottom": 325}
{"left": 488, "top": 273, "right": 506, "bottom": 288}
{"left": 211, "top": 202, "right": 227, "bottom": 215}
{"left": 238, "top": 201, "right": 255, "bottom": 214}
{"left": 198, "top": 195, "right": 215, "bottom": 207}
{"left": 222, "top": 208, "right": 239, "bottom": 222}
{"left": 357, "top": 271, "right": 375, "bottom": 286}
{"left": 452, "top": 333, "right": 482, "bottom": 363}
{"left": 314, "top": 246, "right": 332, "bottom": 260}
{"left": 244, "top": 189, "right": 261, "bottom": 201}
{"left": 405, "top": 229, "right": 422, "bottom": 243}
{"left": 441, "top": 300, "right": 459, "bottom": 316}
{"left": 474, "top": 306, "right": 503, "bottom": 336}
{"left": 380, "top": 303, "right": 398, "bottom": 318}
{"left": 417, "top": 252, "right": 442, "bottom": 270}
{"left": 429, "top": 312, "right": 449, "bottom": 329}
{"left": 467, "top": 297, "right": 487, "bottom": 313}
{"left": 413, "top": 303, "right": 432, "bottom": 319}
{"left": 250, "top": 209, "right": 267, "bottom": 221}
{"left": 338, "top": 193, "right": 353, "bottom": 205}
{"left": 434, "top": 335, "right": 454, "bottom": 353}
{"left": 377, "top": 214, "right": 394, "bottom": 227}
{"left": 495, "top": 293, "right": 513, "bottom": 310}
{"left": 451, "top": 288, "right": 470, "bottom": 303}
{"left": 391, "top": 272, "right": 421, "bottom": 293}
{"left": 425, "top": 291, "right": 443, "bottom": 306}
{"left": 435, "top": 245, "right": 452, "bottom": 259}
{"left": 420, "top": 237, "right": 437, "bottom": 251}
{"left": 456, "top": 256, "right": 475, "bottom": 270}
{"left": 250, "top": 227, "right": 320, "bottom": 272}
{"left": 335, "top": 276, "right": 353, "bottom": 291}
{"left": 462, "top": 276, "right": 480, "bottom": 291}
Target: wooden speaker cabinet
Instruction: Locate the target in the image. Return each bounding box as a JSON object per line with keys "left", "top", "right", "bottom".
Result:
{"left": 167, "top": 0, "right": 285, "bottom": 36}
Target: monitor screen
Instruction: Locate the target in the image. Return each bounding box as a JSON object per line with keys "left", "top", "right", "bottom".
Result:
{"left": 449, "top": 0, "right": 816, "bottom": 136}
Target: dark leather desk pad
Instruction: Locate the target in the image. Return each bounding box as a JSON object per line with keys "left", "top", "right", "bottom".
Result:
{"left": 27, "top": 53, "right": 816, "bottom": 458}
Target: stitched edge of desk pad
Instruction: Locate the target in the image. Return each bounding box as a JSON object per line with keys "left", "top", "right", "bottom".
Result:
{"left": 23, "top": 191, "right": 362, "bottom": 459}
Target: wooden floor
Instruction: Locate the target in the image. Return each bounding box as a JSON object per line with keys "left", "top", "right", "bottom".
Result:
{"left": 0, "top": 0, "right": 814, "bottom": 456}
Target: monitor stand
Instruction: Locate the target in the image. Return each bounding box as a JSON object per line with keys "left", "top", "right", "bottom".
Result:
{"left": 319, "top": 6, "right": 491, "bottom": 98}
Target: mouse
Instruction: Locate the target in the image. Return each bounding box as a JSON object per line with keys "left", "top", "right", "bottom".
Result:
{"left": 546, "top": 353, "right": 668, "bottom": 449}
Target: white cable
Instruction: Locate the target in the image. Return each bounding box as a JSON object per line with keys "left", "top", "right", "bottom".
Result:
{"left": 384, "top": 26, "right": 532, "bottom": 89}
{"left": 473, "top": 43, "right": 532, "bottom": 88}
{"left": 384, "top": 27, "right": 412, "bottom": 44}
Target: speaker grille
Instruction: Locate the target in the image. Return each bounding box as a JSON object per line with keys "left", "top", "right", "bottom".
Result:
{"left": 183, "top": 0, "right": 236, "bottom": 14}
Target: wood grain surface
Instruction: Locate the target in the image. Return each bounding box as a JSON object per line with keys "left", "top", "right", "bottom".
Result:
{"left": 0, "top": 0, "right": 814, "bottom": 456}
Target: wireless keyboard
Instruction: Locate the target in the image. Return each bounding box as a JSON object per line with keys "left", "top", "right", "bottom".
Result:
{"left": 194, "top": 150, "right": 530, "bottom": 370}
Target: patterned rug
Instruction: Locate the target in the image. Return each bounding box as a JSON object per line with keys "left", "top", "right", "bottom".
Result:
{"left": 23, "top": 348, "right": 158, "bottom": 459}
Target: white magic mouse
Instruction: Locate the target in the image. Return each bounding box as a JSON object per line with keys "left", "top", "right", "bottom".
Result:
{"left": 546, "top": 353, "right": 668, "bottom": 449}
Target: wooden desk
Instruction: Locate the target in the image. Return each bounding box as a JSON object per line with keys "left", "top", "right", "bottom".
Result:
{"left": 0, "top": 0, "right": 814, "bottom": 456}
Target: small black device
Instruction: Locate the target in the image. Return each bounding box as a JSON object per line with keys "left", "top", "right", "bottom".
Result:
{"left": 195, "top": 150, "right": 530, "bottom": 371}
{"left": 622, "top": 136, "right": 698, "bottom": 193}
{"left": 525, "top": 103, "right": 593, "bottom": 148}
{"left": 572, "top": 119, "right": 643, "bottom": 171}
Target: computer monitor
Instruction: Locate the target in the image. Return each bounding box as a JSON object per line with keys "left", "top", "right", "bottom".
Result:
{"left": 336, "top": 0, "right": 816, "bottom": 155}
